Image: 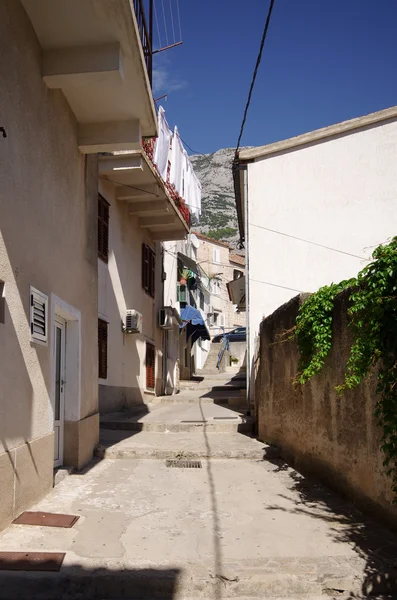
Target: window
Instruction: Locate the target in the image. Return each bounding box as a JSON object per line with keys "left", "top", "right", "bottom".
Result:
{"left": 233, "top": 269, "right": 243, "bottom": 280}
{"left": 98, "top": 194, "right": 110, "bottom": 262}
{"left": 211, "top": 278, "right": 221, "bottom": 295}
{"left": 98, "top": 318, "right": 108, "bottom": 379}
{"left": 199, "top": 290, "right": 204, "bottom": 311}
{"left": 142, "top": 244, "right": 156, "bottom": 298}
{"left": 212, "top": 248, "right": 220, "bottom": 264}
{"left": 146, "top": 342, "right": 155, "bottom": 390}
{"left": 30, "top": 286, "right": 48, "bottom": 344}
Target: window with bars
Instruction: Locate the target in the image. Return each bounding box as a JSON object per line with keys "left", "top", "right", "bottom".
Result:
{"left": 145, "top": 342, "right": 155, "bottom": 390}
{"left": 98, "top": 318, "right": 108, "bottom": 379}
{"left": 142, "top": 244, "right": 155, "bottom": 298}
{"left": 98, "top": 194, "right": 110, "bottom": 262}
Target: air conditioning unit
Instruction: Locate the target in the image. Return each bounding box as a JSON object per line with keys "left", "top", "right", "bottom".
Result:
{"left": 124, "top": 309, "right": 142, "bottom": 334}
{"left": 159, "top": 307, "right": 173, "bottom": 330}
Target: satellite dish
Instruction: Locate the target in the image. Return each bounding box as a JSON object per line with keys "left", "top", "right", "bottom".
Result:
{"left": 190, "top": 234, "right": 200, "bottom": 249}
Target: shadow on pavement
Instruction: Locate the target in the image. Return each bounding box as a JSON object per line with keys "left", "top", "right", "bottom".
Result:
{"left": 0, "top": 565, "right": 181, "bottom": 600}
{"left": 262, "top": 454, "right": 397, "bottom": 598}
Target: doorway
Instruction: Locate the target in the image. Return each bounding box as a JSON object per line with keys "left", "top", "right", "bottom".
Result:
{"left": 53, "top": 316, "right": 66, "bottom": 467}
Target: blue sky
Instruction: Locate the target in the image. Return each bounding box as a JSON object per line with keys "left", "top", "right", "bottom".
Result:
{"left": 152, "top": 0, "right": 397, "bottom": 155}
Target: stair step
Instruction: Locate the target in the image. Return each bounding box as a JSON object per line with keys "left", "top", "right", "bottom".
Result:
{"left": 96, "top": 431, "right": 266, "bottom": 460}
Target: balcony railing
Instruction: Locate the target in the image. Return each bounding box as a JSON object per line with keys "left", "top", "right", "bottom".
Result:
{"left": 133, "top": 0, "right": 153, "bottom": 85}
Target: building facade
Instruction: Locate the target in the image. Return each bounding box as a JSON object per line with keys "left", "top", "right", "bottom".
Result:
{"left": 194, "top": 233, "right": 246, "bottom": 338}
{"left": 0, "top": 0, "right": 157, "bottom": 530}
{"left": 233, "top": 106, "right": 397, "bottom": 405}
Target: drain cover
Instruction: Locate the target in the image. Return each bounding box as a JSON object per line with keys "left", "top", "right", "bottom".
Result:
{"left": 166, "top": 460, "right": 202, "bottom": 469}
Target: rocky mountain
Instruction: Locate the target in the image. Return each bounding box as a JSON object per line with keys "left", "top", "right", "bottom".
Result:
{"left": 190, "top": 147, "right": 240, "bottom": 247}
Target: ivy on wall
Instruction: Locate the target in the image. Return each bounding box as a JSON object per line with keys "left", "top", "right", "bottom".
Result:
{"left": 293, "top": 237, "right": 397, "bottom": 498}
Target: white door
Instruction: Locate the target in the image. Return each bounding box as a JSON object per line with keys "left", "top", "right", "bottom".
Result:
{"left": 53, "top": 317, "right": 66, "bottom": 467}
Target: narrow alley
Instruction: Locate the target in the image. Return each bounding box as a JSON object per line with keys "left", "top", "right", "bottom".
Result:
{"left": 0, "top": 354, "right": 396, "bottom": 600}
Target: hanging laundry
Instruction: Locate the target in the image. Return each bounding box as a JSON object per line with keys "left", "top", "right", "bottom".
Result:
{"left": 170, "top": 127, "right": 184, "bottom": 196}
{"left": 153, "top": 106, "right": 171, "bottom": 181}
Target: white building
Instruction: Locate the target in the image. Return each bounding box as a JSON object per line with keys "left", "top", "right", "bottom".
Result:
{"left": 233, "top": 106, "right": 397, "bottom": 406}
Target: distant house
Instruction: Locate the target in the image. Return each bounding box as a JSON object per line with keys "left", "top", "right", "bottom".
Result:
{"left": 233, "top": 106, "right": 397, "bottom": 405}
{"left": 193, "top": 233, "right": 246, "bottom": 338}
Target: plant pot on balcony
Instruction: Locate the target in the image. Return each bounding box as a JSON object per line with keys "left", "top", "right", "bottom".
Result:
{"left": 180, "top": 278, "right": 187, "bottom": 285}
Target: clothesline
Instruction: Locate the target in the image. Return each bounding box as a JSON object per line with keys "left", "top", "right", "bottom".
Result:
{"left": 153, "top": 106, "right": 202, "bottom": 221}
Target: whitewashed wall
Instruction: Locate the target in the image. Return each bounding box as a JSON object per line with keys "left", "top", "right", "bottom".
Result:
{"left": 246, "top": 118, "right": 397, "bottom": 396}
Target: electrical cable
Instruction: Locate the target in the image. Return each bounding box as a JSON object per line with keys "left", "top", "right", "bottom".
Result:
{"left": 234, "top": 0, "right": 276, "bottom": 158}
{"left": 250, "top": 222, "right": 368, "bottom": 260}
{"left": 99, "top": 176, "right": 159, "bottom": 198}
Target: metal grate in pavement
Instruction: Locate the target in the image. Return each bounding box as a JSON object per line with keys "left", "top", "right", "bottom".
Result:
{"left": 0, "top": 552, "right": 65, "bottom": 571}
{"left": 13, "top": 511, "right": 79, "bottom": 528}
{"left": 166, "top": 460, "right": 202, "bottom": 469}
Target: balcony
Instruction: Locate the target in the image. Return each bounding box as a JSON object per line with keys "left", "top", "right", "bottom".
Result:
{"left": 22, "top": 0, "right": 157, "bottom": 152}
{"left": 99, "top": 148, "right": 190, "bottom": 241}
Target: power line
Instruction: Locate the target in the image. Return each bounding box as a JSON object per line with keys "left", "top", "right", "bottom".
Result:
{"left": 99, "top": 176, "right": 159, "bottom": 198}
{"left": 234, "top": 0, "right": 276, "bottom": 158}
{"left": 250, "top": 278, "right": 304, "bottom": 293}
{"left": 250, "top": 222, "right": 368, "bottom": 260}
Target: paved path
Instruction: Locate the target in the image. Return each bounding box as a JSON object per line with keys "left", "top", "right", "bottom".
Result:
{"left": 0, "top": 368, "right": 396, "bottom": 599}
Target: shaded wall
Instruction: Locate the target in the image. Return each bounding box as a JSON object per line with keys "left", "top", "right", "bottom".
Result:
{"left": 255, "top": 291, "right": 397, "bottom": 524}
{"left": 0, "top": 0, "right": 98, "bottom": 529}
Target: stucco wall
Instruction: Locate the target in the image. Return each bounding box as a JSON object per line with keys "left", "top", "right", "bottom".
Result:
{"left": 255, "top": 292, "right": 397, "bottom": 524}
{"left": 246, "top": 118, "right": 397, "bottom": 402}
{"left": 98, "top": 180, "right": 165, "bottom": 412}
{"left": 0, "top": 0, "right": 98, "bottom": 527}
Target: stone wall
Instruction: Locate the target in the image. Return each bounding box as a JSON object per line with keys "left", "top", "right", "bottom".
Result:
{"left": 255, "top": 291, "right": 397, "bottom": 524}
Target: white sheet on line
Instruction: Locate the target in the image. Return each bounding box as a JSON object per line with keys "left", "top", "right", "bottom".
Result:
{"left": 153, "top": 106, "right": 171, "bottom": 181}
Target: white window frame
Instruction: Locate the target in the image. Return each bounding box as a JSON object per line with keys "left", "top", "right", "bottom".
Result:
{"left": 212, "top": 279, "right": 221, "bottom": 296}
{"left": 30, "top": 286, "right": 48, "bottom": 345}
{"left": 213, "top": 248, "right": 221, "bottom": 264}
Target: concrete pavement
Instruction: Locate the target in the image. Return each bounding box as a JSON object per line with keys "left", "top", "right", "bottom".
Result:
{"left": 0, "top": 366, "right": 397, "bottom": 598}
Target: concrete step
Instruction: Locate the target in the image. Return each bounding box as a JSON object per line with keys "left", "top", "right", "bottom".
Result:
{"left": 100, "top": 404, "right": 253, "bottom": 434}
{"left": 96, "top": 430, "right": 266, "bottom": 460}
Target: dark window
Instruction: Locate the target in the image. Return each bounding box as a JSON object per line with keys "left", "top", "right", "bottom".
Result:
{"left": 146, "top": 342, "right": 155, "bottom": 390}
{"left": 142, "top": 244, "right": 156, "bottom": 297}
{"left": 200, "top": 290, "right": 204, "bottom": 310}
{"left": 233, "top": 269, "right": 243, "bottom": 280}
{"left": 98, "top": 195, "right": 110, "bottom": 262}
{"left": 98, "top": 318, "right": 108, "bottom": 379}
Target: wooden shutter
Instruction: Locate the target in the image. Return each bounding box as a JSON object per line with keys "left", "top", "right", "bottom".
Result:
{"left": 146, "top": 342, "right": 155, "bottom": 390}
{"left": 150, "top": 248, "right": 156, "bottom": 298}
{"left": 98, "top": 318, "right": 108, "bottom": 379}
{"left": 142, "top": 243, "right": 149, "bottom": 292}
{"left": 98, "top": 195, "right": 110, "bottom": 262}
{"left": 142, "top": 244, "right": 155, "bottom": 298}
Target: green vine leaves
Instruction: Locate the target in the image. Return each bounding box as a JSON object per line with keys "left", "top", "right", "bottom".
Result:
{"left": 293, "top": 237, "right": 397, "bottom": 498}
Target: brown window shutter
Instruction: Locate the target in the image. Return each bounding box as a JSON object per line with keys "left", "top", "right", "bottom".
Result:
{"left": 98, "top": 195, "right": 110, "bottom": 262}
{"left": 146, "top": 342, "right": 155, "bottom": 390}
{"left": 142, "top": 244, "right": 148, "bottom": 292}
{"left": 98, "top": 318, "right": 108, "bottom": 379}
{"left": 150, "top": 248, "right": 156, "bottom": 298}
